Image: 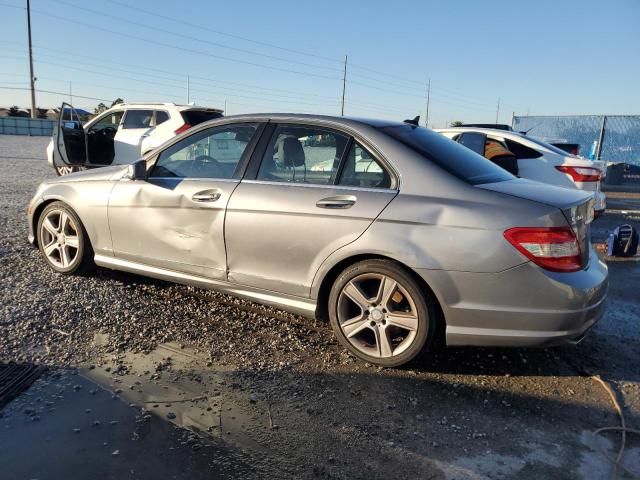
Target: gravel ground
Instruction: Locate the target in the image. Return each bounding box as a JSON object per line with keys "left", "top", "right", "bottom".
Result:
{"left": 1, "top": 135, "right": 639, "bottom": 479}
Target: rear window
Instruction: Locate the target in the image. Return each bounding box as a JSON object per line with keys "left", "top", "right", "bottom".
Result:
{"left": 181, "top": 110, "right": 223, "bottom": 126}
{"left": 380, "top": 125, "right": 515, "bottom": 185}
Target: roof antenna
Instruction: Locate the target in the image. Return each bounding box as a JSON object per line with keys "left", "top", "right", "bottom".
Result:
{"left": 404, "top": 115, "right": 420, "bottom": 126}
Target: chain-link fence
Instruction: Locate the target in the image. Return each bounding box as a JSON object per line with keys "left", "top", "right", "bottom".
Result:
{"left": 512, "top": 115, "right": 640, "bottom": 167}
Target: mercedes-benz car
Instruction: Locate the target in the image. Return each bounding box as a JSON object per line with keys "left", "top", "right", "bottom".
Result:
{"left": 28, "top": 114, "right": 608, "bottom": 367}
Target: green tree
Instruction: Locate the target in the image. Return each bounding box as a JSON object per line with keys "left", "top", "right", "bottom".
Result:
{"left": 450, "top": 120, "right": 464, "bottom": 127}
{"left": 8, "top": 106, "right": 20, "bottom": 117}
{"left": 94, "top": 102, "right": 108, "bottom": 114}
{"left": 111, "top": 98, "right": 124, "bottom": 107}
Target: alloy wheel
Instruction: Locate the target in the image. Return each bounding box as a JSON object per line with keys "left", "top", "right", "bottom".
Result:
{"left": 337, "top": 273, "right": 419, "bottom": 359}
{"left": 40, "top": 209, "right": 80, "bottom": 269}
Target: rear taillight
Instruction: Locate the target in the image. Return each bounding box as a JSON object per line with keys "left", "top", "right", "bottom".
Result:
{"left": 555, "top": 165, "right": 602, "bottom": 182}
{"left": 503, "top": 227, "right": 582, "bottom": 272}
{"left": 174, "top": 123, "right": 191, "bottom": 134}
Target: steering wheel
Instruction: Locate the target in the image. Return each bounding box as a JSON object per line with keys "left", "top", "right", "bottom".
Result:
{"left": 192, "top": 155, "right": 223, "bottom": 177}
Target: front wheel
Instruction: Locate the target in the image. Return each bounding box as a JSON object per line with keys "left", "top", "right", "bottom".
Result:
{"left": 328, "top": 259, "right": 435, "bottom": 367}
{"left": 37, "top": 202, "right": 94, "bottom": 274}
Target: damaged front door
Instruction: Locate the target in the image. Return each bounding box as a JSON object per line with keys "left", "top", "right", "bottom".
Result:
{"left": 53, "top": 102, "right": 87, "bottom": 166}
{"left": 107, "top": 123, "right": 261, "bottom": 279}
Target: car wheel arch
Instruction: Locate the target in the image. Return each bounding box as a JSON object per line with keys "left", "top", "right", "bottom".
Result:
{"left": 31, "top": 199, "right": 59, "bottom": 247}
{"left": 313, "top": 254, "right": 446, "bottom": 345}
{"left": 32, "top": 199, "right": 93, "bottom": 251}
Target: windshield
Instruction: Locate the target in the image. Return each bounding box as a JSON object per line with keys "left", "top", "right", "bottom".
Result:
{"left": 381, "top": 125, "right": 515, "bottom": 185}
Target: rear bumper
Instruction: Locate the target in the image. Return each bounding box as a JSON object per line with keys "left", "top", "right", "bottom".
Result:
{"left": 416, "top": 248, "right": 609, "bottom": 347}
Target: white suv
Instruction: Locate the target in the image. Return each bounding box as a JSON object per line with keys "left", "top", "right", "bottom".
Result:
{"left": 436, "top": 127, "right": 607, "bottom": 215}
{"left": 47, "top": 102, "right": 223, "bottom": 175}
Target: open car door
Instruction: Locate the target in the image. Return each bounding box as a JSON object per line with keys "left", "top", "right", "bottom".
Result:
{"left": 54, "top": 102, "right": 87, "bottom": 166}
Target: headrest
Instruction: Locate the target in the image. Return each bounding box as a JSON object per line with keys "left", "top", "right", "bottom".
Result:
{"left": 279, "top": 137, "right": 305, "bottom": 167}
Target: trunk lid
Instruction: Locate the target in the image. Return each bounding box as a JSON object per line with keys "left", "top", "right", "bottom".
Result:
{"left": 479, "top": 178, "right": 595, "bottom": 267}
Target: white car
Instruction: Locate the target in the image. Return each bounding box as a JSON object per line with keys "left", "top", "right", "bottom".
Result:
{"left": 47, "top": 102, "right": 223, "bottom": 175}
{"left": 436, "top": 127, "right": 607, "bottom": 214}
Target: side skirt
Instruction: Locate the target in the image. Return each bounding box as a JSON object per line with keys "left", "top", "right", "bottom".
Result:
{"left": 94, "top": 254, "right": 317, "bottom": 318}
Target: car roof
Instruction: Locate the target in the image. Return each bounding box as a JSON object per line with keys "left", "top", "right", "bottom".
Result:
{"left": 434, "top": 126, "right": 527, "bottom": 140}
{"left": 196, "top": 113, "right": 405, "bottom": 129}
{"left": 110, "top": 102, "right": 223, "bottom": 113}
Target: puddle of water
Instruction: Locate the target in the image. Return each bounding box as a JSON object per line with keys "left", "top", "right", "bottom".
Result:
{"left": 83, "top": 342, "right": 270, "bottom": 454}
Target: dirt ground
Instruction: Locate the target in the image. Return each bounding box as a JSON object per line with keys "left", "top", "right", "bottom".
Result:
{"left": 0, "top": 135, "right": 639, "bottom": 479}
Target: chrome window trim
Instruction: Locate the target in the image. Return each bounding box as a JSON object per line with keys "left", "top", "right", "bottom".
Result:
{"left": 241, "top": 179, "right": 397, "bottom": 194}
{"left": 147, "top": 177, "right": 240, "bottom": 183}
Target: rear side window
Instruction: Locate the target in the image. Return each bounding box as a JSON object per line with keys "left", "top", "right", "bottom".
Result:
{"left": 181, "top": 110, "right": 223, "bottom": 126}
{"left": 339, "top": 142, "right": 391, "bottom": 189}
{"left": 381, "top": 125, "right": 514, "bottom": 185}
{"left": 123, "top": 110, "right": 153, "bottom": 129}
{"left": 503, "top": 139, "right": 542, "bottom": 159}
{"left": 155, "top": 110, "right": 170, "bottom": 126}
{"left": 257, "top": 125, "right": 349, "bottom": 185}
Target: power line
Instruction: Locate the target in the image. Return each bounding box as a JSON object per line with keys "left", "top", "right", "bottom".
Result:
{"left": 106, "top": 0, "right": 343, "bottom": 66}
{"left": 0, "top": 85, "right": 111, "bottom": 102}
{"left": 11, "top": 4, "right": 344, "bottom": 82}
{"left": 0, "top": 2, "right": 523, "bottom": 113}
{"left": 49, "top": 0, "right": 345, "bottom": 75}
{"left": 2, "top": 46, "right": 413, "bottom": 115}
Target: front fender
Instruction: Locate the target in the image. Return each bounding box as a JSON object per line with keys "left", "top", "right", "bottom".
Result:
{"left": 33, "top": 181, "right": 116, "bottom": 256}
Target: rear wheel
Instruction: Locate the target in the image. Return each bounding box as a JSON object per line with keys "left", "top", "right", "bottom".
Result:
{"left": 37, "top": 202, "right": 94, "bottom": 274}
{"left": 328, "top": 259, "right": 435, "bottom": 367}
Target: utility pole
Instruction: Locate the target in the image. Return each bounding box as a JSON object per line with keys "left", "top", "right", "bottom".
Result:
{"left": 26, "top": 0, "right": 37, "bottom": 118}
{"left": 424, "top": 79, "right": 431, "bottom": 128}
{"left": 224, "top": 99, "right": 227, "bottom": 114}
{"left": 495, "top": 98, "right": 500, "bottom": 123}
{"left": 340, "top": 55, "right": 347, "bottom": 116}
{"left": 69, "top": 81, "right": 73, "bottom": 105}
{"left": 187, "top": 76, "right": 190, "bottom": 103}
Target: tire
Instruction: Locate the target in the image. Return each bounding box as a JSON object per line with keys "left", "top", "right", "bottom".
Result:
{"left": 328, "top": 259, "right": 435, "bottom": 367}
{"left": 37, "top": 201, "right": 94, "bottom": 275}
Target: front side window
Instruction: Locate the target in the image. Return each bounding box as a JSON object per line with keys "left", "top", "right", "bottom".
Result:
{"left": 339, "top": 142, "right": 391, "bottom": 188}
{"left": 88, "top": 111, "right": 123, "bottom": 133}
{"left": 150, "top": 123, "right": 258, "bottom": 179}
{"left": 123, "top": 110, "right": 153, "bottom": 129}
{"left": 257, "top": 125, "right": 349, "bottom": 185}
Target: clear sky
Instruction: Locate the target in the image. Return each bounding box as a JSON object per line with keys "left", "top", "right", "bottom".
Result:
{"left": 0, "top": 0, "right": 638, "bottom": 126}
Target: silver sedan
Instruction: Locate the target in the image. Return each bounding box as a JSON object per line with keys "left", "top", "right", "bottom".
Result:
{"left": 28, "top": 114, "right": 608, "bottom": 367}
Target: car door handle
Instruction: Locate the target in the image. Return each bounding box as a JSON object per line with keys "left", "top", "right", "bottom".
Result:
{"left": 316, "top": 195, "right": 357, "bottom": 209}
{"left": 192, "top": 191, "right": 221, "bottom": 202}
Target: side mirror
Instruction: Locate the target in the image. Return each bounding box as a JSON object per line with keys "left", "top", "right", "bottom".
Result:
{"left": 125, "top": 159, "right": 147, "bottom": 180}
